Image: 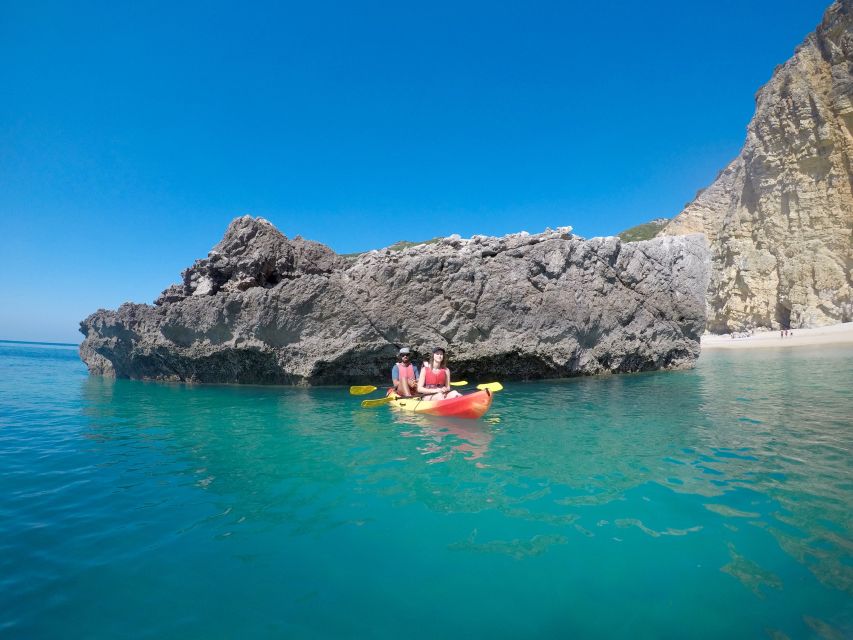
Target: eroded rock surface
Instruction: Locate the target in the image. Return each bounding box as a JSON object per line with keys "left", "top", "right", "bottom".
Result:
{"left": 80, "top": 216, "right": 709, "bottom": 385}
{"left": 661, "top": 0, "right": 853, "bottom": 332}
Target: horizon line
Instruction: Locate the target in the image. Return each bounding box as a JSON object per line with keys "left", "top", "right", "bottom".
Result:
{"left": 0, "top": 339, "right": 80, "bottom": 347}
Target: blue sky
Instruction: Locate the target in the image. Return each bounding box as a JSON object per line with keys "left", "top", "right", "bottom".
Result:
{"left": 0, "top": 0, "right": 832, "bottom": 343}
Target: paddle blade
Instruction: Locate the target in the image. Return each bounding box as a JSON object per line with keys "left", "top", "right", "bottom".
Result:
{"left": 450, "top": 380, "right": 468, "bottom": 387}
{"left": 350, "top": 385, "right": 378, "bottom": 396}
{"left": 361, "top": 395, "right": 394, "bottom": 408}
{"left": 476, "top": 382, "right": 503, "bottom": 392}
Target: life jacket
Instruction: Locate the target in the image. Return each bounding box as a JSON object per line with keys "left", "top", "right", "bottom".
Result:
{"left": 397, "top": 363, "right": 416, "bottom": 380}
{"left": 424, "top": 367, "right": 447, "bottom": 386}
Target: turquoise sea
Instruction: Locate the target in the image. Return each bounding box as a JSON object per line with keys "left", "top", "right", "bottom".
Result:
{"left": 1, "top": 340, "right": 851, "bottom": 639}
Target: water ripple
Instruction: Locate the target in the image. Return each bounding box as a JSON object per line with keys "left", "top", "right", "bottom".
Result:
{"left": 0, "top": 341, "right": 851, "bottom": 638}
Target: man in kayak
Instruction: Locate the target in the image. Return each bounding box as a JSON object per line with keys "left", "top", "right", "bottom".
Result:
{"left": 391, "top": 347, "right": 420, "bottom": 397}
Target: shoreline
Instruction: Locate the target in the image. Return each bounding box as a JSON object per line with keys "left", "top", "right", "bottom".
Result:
{"left": 700, "top": 322, "right": 853, "bottom": 351}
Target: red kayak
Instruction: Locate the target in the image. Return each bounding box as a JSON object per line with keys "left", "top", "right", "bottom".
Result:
{"left": 387, "top": 389, "right": 493, "bottom": 419}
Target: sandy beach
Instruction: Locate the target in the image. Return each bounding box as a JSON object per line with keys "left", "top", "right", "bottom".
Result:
{"left": 701, "top": 322, "right": 853, "bottom": 350}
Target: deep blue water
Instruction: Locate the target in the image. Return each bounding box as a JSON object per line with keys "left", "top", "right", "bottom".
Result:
{"left": 1, "top": 340, "right": 851, "bottom": 638}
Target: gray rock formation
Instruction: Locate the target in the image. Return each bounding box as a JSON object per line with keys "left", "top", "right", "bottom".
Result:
{"left": 661, "top": 0, "right": 853, "bottom": 332}
{"left": 80, "top": 216, "right": 709, "bottom": 385}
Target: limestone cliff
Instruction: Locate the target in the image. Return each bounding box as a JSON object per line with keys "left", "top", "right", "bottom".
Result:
{"left": 661, "top": 0, "right": 853, "bottom": 332}
{"left": 80, "top": 216, "right": 709, "bottom": 385}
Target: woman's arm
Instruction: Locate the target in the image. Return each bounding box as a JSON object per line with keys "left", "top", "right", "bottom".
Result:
{"left": 444, "top": 369, "right": 451, "bottom": 393}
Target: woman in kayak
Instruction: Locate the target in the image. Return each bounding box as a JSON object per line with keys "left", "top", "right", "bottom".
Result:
{"left": 417, "top": 347, "right": 462, "bottom": 401}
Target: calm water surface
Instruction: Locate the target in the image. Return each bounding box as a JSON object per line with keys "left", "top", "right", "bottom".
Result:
{"left": 1, "top": 341, "right": 851, "bottom": 638}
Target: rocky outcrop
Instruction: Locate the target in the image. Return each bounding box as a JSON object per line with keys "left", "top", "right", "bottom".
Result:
{"left": 79, "top": 216, "right": 709, "bottom": 385}
{"left": 661, "top": 0, "right": 853, "bottom": 332}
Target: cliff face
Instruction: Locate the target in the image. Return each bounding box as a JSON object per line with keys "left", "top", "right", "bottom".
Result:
{"left": 661, "top": 0, "right": 853, "bottom": 332}
{"left": 80, "top": 216, "right": 709, "bottom": 385}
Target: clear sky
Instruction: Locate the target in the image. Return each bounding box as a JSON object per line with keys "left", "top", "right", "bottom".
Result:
{"left": 1, "top": 0, "right": 832, "bottom": 343}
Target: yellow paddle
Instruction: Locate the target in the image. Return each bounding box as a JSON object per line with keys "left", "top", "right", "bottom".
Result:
{"left": 350, "top": 385, "right": 378, "bottom": 395}
{"left": 350, "top": 380, "right": 468, "bottom": 396}
{"left": 361, "top": 395, "right": 396, "bottom": 408}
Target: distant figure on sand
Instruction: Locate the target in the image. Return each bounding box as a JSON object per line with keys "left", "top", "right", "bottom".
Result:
{"left": 418, "top": 347, "right": 462, "bottom": 401}
{"left": 391, "top": 348, "right": 419, "bottom": 397}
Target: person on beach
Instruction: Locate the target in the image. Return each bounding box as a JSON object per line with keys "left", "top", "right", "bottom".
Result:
{"left": 417, "top": 347, "right": 462, "bottom": 401}
{"left": 391, "top": 348, "right": 419, "bottom": 397}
